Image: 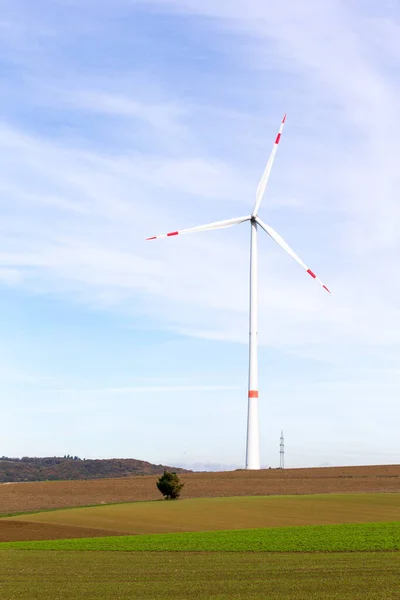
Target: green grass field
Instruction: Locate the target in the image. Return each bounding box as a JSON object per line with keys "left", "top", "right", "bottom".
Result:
{"left": 2, "top": 521, "right": 400, "bottom": 552}
{"left": 1, "top": 550, "right": 399, "bottom": 599}
{"left": 5, "top": 493, "right": 400, "bottom": 535}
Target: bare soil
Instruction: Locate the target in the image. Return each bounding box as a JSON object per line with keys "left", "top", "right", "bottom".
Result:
{"left": 1, "top": 464, "right": 399, "bottom": 516}
{"left": 0, "top": 521, "right": 123, "bottom": 542}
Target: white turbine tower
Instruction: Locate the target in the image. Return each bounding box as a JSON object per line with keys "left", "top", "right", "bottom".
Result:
{"left": 147, "top": 115, "right": 330, "bottom": 470}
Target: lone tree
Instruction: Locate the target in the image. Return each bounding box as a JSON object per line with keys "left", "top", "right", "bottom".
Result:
{"left": 156, "top": 470, "right": 184, "bottom": 500}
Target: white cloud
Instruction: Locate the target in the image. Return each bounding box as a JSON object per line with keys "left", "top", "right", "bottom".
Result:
{"left": 0, "top": 268, "right": 21, "bottom": 285}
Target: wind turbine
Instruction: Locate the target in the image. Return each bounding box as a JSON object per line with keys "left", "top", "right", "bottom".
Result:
{"left": 146, "top": 115, "right": 330, "bottom": 470}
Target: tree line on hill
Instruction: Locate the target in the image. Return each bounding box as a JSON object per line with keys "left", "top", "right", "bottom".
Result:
{"left": 0, "top": 456, "right": 190, "bottom": 483}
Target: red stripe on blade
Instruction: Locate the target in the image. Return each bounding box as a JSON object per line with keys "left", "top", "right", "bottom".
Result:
{"left": 282, "top": 114, "right": 287, "bottom": 123}
{"left": 146, "top": 236, "right": 157, "bottom": 240}
{"left": 307, "top": 269, "right": 316, "bottom": 278}
{"left": 323, "top": 285, "right": 331, "bottom": 293}
{"left": 275, "top": 133, "right": 281, "bottom": 144}
{"left": 167, "top": 231, "right": 179, "bottom": 237}
{"left": 248, "top": 390, "right": 259, "bottom": 398}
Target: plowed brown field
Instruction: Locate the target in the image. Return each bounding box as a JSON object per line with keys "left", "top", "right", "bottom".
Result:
{"left": 1, "top": 464, "right": 399, "bottom": 516}
{"left": 0, "top": 521, "right": 124, "bottom": 542}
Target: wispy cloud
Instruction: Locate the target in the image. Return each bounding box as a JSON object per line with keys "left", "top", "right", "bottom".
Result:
{"left": 48, "top": 385, "right": 238, "bottom": 394}
{"left": 67, "top": 90, "right": 187, "bottom": 133}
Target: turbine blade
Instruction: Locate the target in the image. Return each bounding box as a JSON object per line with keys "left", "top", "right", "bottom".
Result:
{"left": 146, "top": 215, "right": 250, "bottom": 240}
{"left": 256, "top": 217, "right": 331, "bottom": 293}
{"left": 252, "top": 114, "right": 286, "bottom": 216}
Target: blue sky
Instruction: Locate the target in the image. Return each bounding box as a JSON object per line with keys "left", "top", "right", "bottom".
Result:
{"left": 1, "top": 0, "right": 399, "bottom": 470}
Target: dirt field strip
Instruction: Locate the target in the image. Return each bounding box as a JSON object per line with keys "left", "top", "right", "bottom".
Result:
{"left": 0, "top": 520, "right": 124, "bottom": 542}
{"left": 1, "top": 464, "right": 399, "bottom": 515}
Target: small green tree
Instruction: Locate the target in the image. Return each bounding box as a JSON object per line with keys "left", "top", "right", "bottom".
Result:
{"left": 156, "top": 470, "right": 184, "bottom": 500}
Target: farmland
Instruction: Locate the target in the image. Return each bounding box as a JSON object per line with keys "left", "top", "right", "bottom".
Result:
{"left": 1, "top": 550, "right": 399, "bottom": 599}
{"left": 1, "top": 467, "right": 399, "bottom": 598}
{"left": 2, "top": 520, "right": 400, "bottom": 552}
{"left": 1, "top": 463, "right": 399, "bottom": 515}
{"left": 2, "top": 493, "right": 400, "bottom": 540}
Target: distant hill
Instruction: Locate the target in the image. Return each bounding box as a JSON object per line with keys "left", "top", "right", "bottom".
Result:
{"left": 0, "top": 456, "right": 190, "bottom": 483}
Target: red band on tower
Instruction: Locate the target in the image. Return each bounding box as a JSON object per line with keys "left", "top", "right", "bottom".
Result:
{"left": 248, "top": 390, "right": 259, "bottom": 398}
